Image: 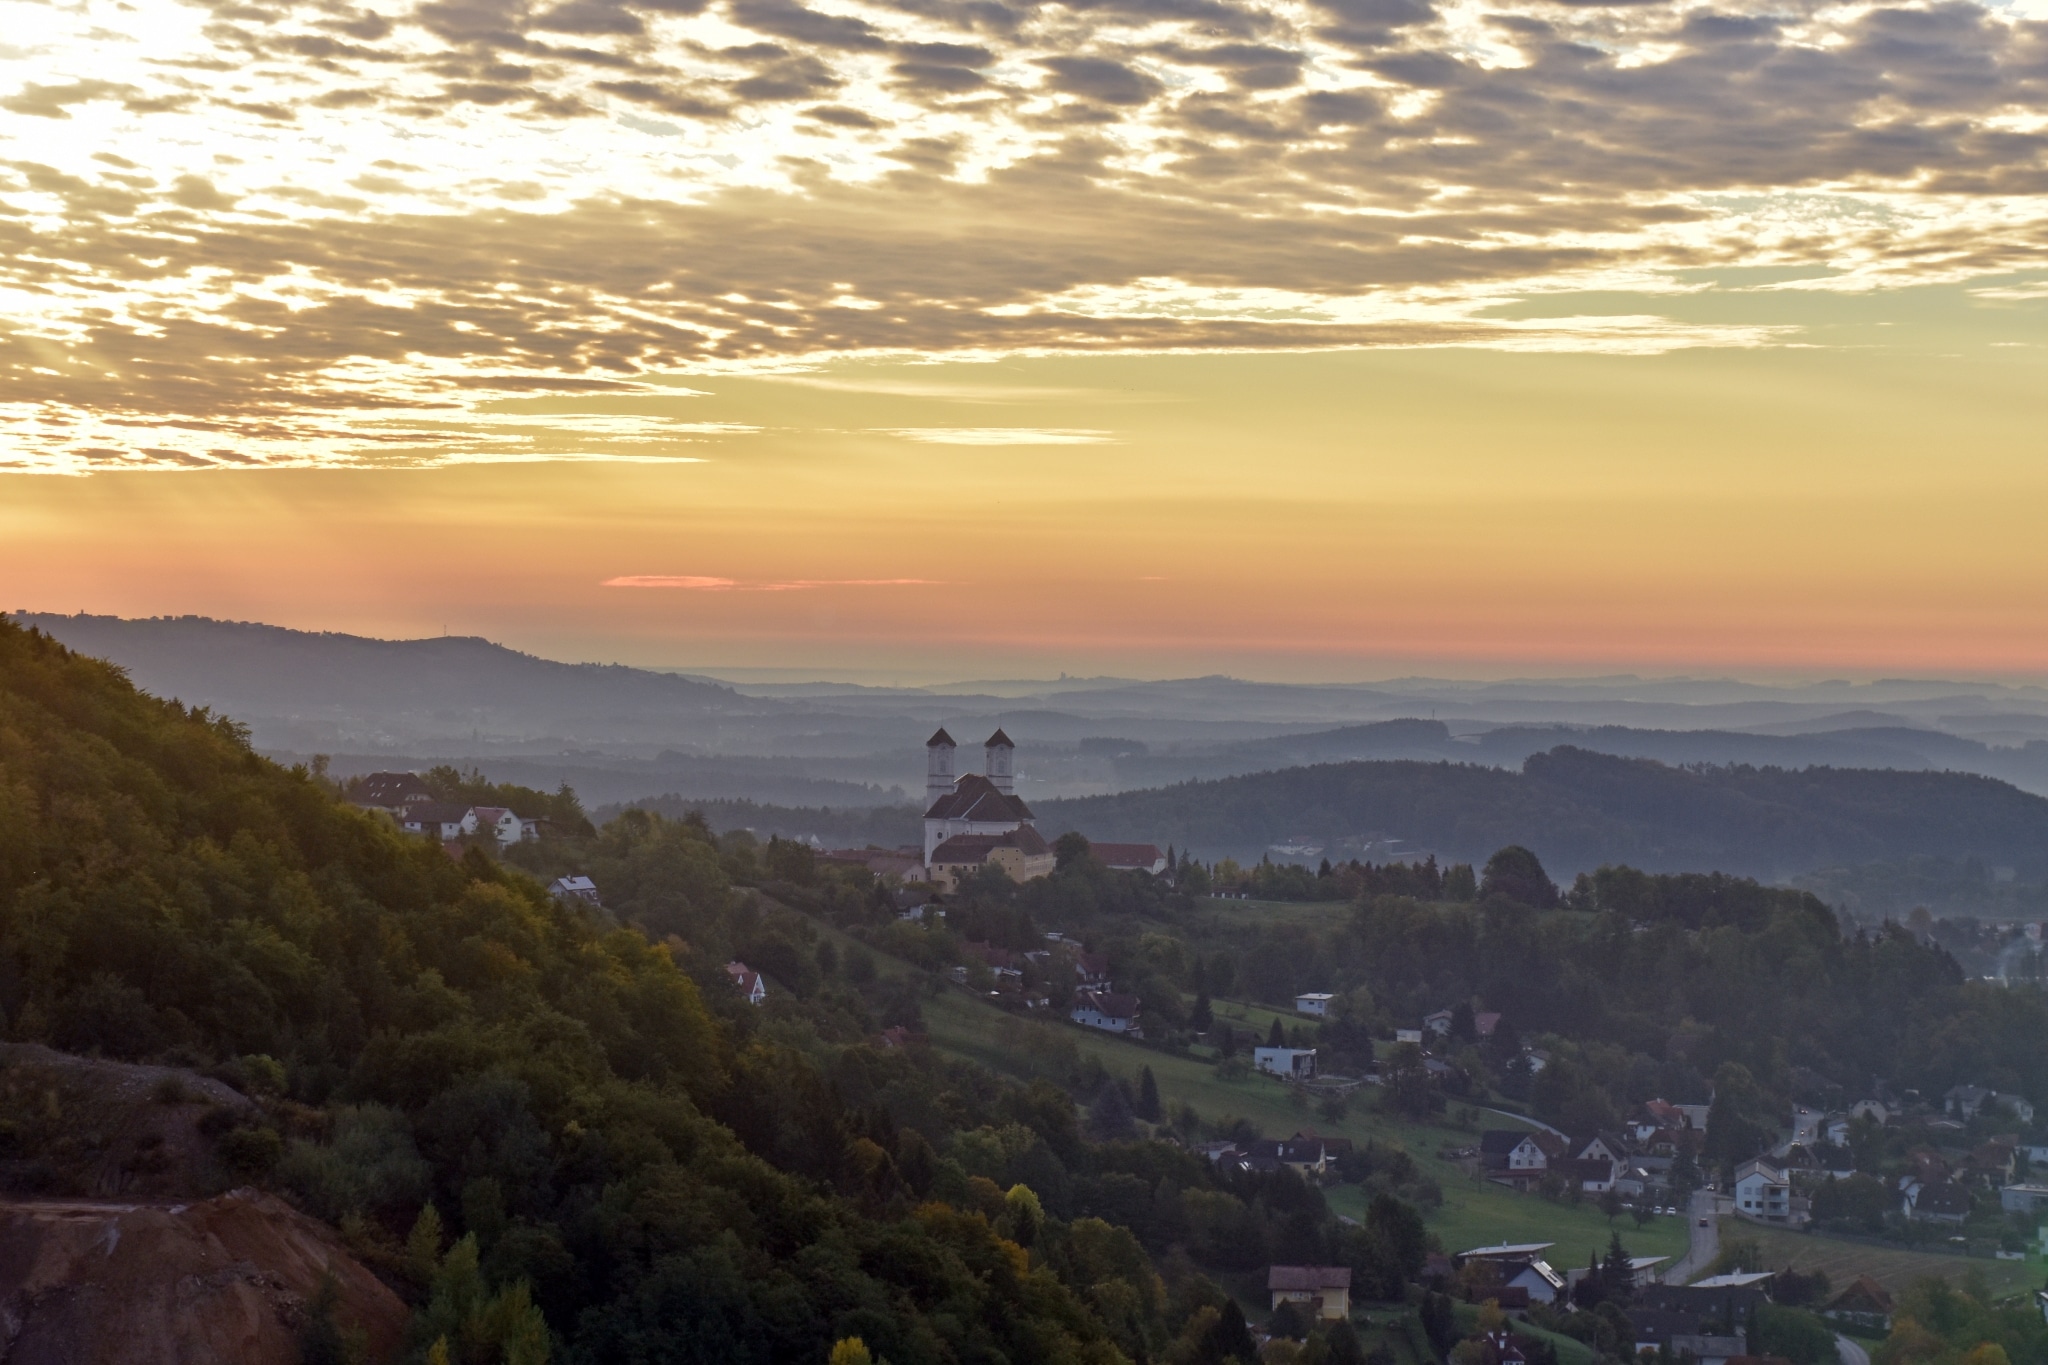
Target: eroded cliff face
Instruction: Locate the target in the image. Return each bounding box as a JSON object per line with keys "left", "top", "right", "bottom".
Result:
{"left": 0, "top": 1189, "right": 409, "bottom": 1364}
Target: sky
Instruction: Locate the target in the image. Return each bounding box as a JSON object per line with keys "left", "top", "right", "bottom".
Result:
{"left": 3, "top": 0, "right": 2048, "bottom": 678}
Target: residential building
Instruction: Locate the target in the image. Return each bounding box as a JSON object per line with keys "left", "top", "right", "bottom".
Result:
{"left": 2002, "top": 1183, "right": 2048, "bottom": 1215}
{"left": 401, "top": 801, "right": 477, "bottom": 841}
{"left": 1826, "top": 1276, "right": 1895, "bottom": 1332}
{"left": 1092, "top": 842, "right": 1169, "bottom": 874}
{"left": 1946, "top": 1085, "right": 1997, "bottom": 1120}
{"left": 471, "top": 805, "right": 530, "bottom": 846}
{"left": 1071, "top": 990, "right": 1142, "bottom": 1036}
{"left": 1480, "top": 1130, "right": 1564, "bottom": 1187}
{"left": 350, "top": 770, "right": 433, "bottom": 815}
{"left": 547, "top": 875, "right": 602, "bottom": 907}
{"left": 1295, "top": 992, "right": 1335, "bottom": 1017}
{"left": 1732, "top": 1158, "right": 1796, "bottom": 1223}
{"left": 1904, "top": 1179, "right": 1971, "bottom": 1224}
{"left": 1455, "top": 1244, "right": 1566, "bottom": 1304}
{"left": 1424, "top": 1008, "right": 1454, "bottom": 1036}
{"left": 1249, "top": 1137, "right": 1328, "bottom": 1180}
{"left": 725, "top": 961, "right": 767, "bottom": 1005}
{"left": 1850, "top": 1099, "right": 1892, "bottom": 1125}
{"left": 1395, "top": 1028, "right": 1424, "bottom": 1045}
{"left": 1254, "top": 1046, "right": 1318, "bottom": 1080}
{"left": 1268, "top": 1266, "right": 1351, "bottom": 1320}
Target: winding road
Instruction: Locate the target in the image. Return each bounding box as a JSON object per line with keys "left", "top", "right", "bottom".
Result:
{"left": 1664, "top": 1187, "right": 1722, "bottom": 1284}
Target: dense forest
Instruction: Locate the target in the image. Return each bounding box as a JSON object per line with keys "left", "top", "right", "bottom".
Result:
{"left": 1037, "top": 747, "right": 2048, "bottom": 882}
{"left": 0, "top": 620, "right": 1421, "bottom": 1365}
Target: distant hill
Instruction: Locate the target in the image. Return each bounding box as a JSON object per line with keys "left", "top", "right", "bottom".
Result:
{"left": 11, "top": 613, "right": 773, "bottom": 750}
{"left": 1037, "top": 746, "right": 2048, "bottom": 884}
{"left": 1106, "top": 717, "right": 2048, "bottom": 797}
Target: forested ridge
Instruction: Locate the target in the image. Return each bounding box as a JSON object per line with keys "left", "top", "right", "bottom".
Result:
{"left": 0, "top": 619, "right": 1411, "bottom": 1365}
{"left": 1038, "top": 747, "right": 2048, "bottom": 879}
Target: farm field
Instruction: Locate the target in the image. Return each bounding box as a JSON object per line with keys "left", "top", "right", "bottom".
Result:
{"left": 1726, "top": 1223, "right": 2043, "bottom": 1299}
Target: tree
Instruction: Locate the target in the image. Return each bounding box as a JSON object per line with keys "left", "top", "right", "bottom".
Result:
{"left": 830, "top": 1340, "right": 876, "bottom": 1365}
{"left": 1480, "top": 846, "right": 1558, "bottom": 908}
{"left": 1419, "top": 1291, "right": 1458, "bottom": 1355}
{"left": 1600, "top": 1231, "right": 1636, "bottom": 1303}
{"left": 1269, "top": 1299, "right": 1312, "bottom": 1341}
{"left": 1137, "top": 1066, "right": 1163, "bottom": 1122}
{"left": 1383, "top": 1043, "right": 1436, "bottom": 1121}
{"left": 1054, "top": 831, "right": 1093, "bottom": 869}
{"left": 1752, "top": 1304, "right": 1835, "bottom": 1365}
{"left": 1703, "top": 1062, "right": 1770, "bottom": 1172}
{"left": 1192, "top": 993, "right": 1214, "bottom": 1030}
{"left": 1449, "top": 1003, "right": 1478, "bottom": 1044}
{"left": 1090, "top": 1081, "right": 1137, "bottom": 1141}
{"left": 1199, "top": 1299, "right": 1258, "bottom": 1365}
{"left": 1268, "top": 1017, "right": 1287, "bottom": 1048}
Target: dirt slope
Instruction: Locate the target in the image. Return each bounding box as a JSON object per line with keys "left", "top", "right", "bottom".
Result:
{"left": 0, "top": 1188, "right": 409, "bottom": 1364}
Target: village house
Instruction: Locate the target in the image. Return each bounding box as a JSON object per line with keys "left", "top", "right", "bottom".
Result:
{"left": 470, "top": 805, "right": 531, "bottom": 846}
{"left": 725, "top": 961, "right": 767, "bottom": 1005}
{"left": 1247, "top": 1137, "right": 1328, "bottom": 1180}
{"left": 1071, "top": 989, "right": 1142, "bottom": 1037}
{"left": 1732, "top": 1158, "right": 1797, "bottom": 1223}
{"left": 2002, "top": 1183, "right": 2048, "bottom": 1215}
{"left": 1253, "top": 1046, "right": 1318, "bottom": 1080}
{"left": 1091, "top": 842, "right": 1169, "bottom": 874}
{"left": 547, "top": 875, "right": 602, "bottom": 907}
{"left": 1825, "top": 1276, "right": 1895, "bottom": 1333}
{"left": 350, "top": 770, "right": 433, "bottom": 816}
{"left": 1295, "top": 992, "right": 1335, "bottom": 1017}
{"left": 1902, "top": 1177, "right": 1971, "bottom": 1224}
{"left": 1480, "top": 1130, "right": 1566, "bottom": 1189}
{"left": 1267, "top": 1266, "right": 1351, "bottom": 1320}
{"left": 1455, "top": 1244, "right": 1566, "bottom": 1305}
{"left": 401, "top": 801, "right": 477, "bottom": 841}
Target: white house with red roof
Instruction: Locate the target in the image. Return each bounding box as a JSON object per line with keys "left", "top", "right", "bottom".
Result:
{"left": 725, "top": 961, "right": 767, "bottom": 1005}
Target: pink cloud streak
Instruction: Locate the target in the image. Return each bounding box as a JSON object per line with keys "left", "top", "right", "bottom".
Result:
{"left": 603, "top": 575, "right": 943, "bottom": 592}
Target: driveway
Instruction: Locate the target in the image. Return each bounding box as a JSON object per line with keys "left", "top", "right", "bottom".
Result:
{"left": 1664, "top": 1187, "right": 1720, "bottom": 1284}
{"left": 1837, "top": 1334, "right": 1872, "bottom": 1365}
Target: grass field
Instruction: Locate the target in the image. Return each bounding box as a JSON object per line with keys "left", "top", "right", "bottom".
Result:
{"left": 1723, "top": 1223, "right": 2044, "bottom": 1299}
{"left": 917, "top": 979, "right": 1692, "bottom": 1272}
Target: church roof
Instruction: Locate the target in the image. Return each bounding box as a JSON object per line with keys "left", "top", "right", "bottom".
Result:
{"left": 985, "top": 728, "right": 1014, "bottom": 749}
{"left": 931, "top": 825, "right": 1052, "bottom": 863}
{"left": 923, "top": 772, "right": 1034, "bottom": 822}
{"left": 927, "top": 728, "right": 956, "bottom": 748}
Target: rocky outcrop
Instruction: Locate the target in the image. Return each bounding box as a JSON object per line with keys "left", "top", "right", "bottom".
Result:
{"left": 0, "top": 1189, "right": 409, "bottom": 1364}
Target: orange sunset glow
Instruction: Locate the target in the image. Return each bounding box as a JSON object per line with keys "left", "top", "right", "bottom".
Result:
{"left": 4, "top": 0, "right": 2048, "bottom": 677}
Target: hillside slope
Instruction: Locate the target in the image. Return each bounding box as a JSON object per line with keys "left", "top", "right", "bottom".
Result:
{"left": 1037, "top": 746, "right": 2048, "bottom": 880}
{"left": 0, "top": 619, "right": 1142, "bottom": 1364}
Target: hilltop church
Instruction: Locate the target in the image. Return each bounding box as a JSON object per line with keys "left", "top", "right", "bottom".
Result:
{"left": 921, "top": 729, "right": 1056, "bottom": 888}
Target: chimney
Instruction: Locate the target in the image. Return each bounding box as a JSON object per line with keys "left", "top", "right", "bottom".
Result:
{"left": 984, "top": 728, "right": 1015, "bottom": 795}
{"left": 925, "top": 728, "right": 957, "bottom": 805}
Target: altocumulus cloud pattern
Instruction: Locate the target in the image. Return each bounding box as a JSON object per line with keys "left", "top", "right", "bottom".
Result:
{"left": 3, "top": 0, "right": 2047, "bottom": 470}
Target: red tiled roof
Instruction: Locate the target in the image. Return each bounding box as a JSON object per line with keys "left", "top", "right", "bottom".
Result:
{"left": 1090, "top": 842, "right": 1164, "bottom": 869}
{"left": 1075, "top": 989, "right": 1140, "bottom": 1018}
{"left": 931, "top": 825, "right": 1051, "bottom": 864}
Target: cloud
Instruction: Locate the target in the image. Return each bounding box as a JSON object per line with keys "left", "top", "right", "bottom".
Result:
{"left": 603, "top": 575, "right": 945, "bottom": 588}
{"left": 3, "top": 0, "right": 2048, "bottom": 472}
{"left": 877, "top": 427, "right": 1118, "bottom": 443}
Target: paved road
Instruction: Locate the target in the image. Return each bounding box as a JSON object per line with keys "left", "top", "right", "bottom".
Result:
{"left": 1664, "top": 1187, "right": 1721, "bottom": 1284}
{"left": 1837, "top": 1334, "right": 1872, "bottom": 1365}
